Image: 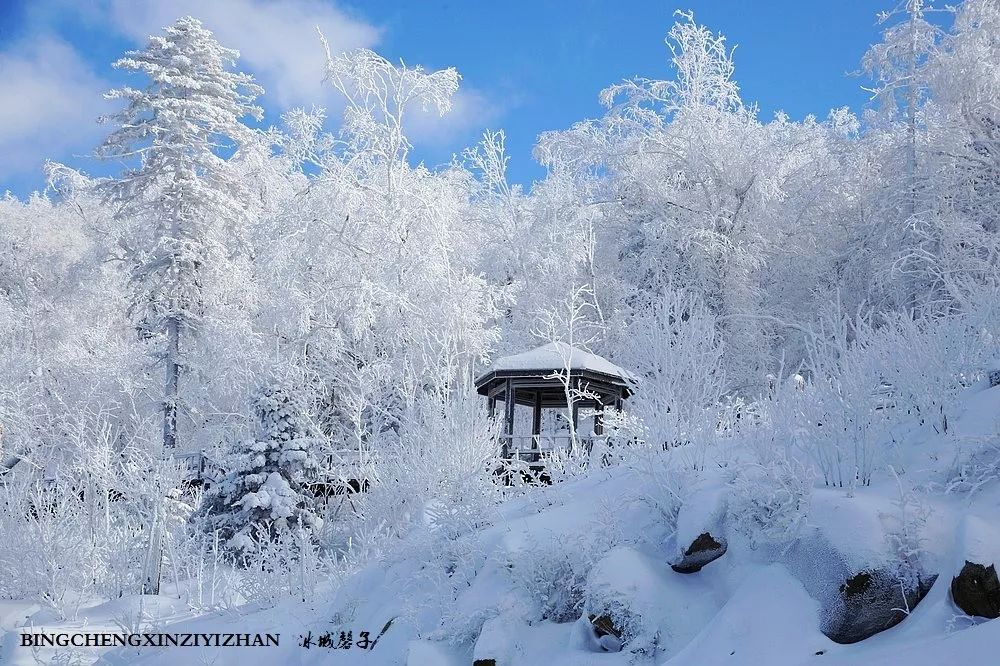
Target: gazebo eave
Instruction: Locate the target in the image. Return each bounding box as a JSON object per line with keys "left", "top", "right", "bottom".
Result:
{"left": 474, "top": 368, "right": 634, "bottom": 398}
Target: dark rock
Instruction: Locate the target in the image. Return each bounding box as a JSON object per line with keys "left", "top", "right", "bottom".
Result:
{"left": 823, "top": 569, "right": 938, "bottom": 644}
{"left": 951, "top": 561, "right": 1000, "bottom": 619}
{"left": 473, "top": 660, "right": 497, "bottom": 666}
{"left": 671, "top": 532, "right": 727, "bottom": 574}
{"left": 588, "top": 614, "right": 623, "bottom": 652}
{"left": 589, "top": 614, "right": 621, "bottom": 639}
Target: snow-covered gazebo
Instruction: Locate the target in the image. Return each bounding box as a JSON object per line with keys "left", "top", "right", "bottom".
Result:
{"left": 474, "top": 342, "right": 635, "bottom": 461}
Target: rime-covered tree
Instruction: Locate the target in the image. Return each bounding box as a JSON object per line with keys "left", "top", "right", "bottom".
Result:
{"left": 920, "top": 0, "right": 1000, "bottom": 309}
{"left": 97, "top": 16, "right": 263, "bottom": 450}
{"left": 537, "top": 11, "right": 830, "bottom": 393}
{"left": 862, "top": 0, "right": 948, "bottom": 313}
{"left": 199, "top": 383, "right": 323, "bottom": 552}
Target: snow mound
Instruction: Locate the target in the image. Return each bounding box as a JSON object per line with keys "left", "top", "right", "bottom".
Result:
{"left": 662, "top": 565, "right": 831, "bottom": 666}
{"left": 956, "top": 514, "right": 1000, "bottom": 568}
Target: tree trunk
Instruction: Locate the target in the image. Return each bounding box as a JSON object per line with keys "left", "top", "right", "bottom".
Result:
{"left": 141, "top": 505, "right": 163, "bottom": 595}
{"left": 163, "top": 315, "right": 180, "bottom": 450}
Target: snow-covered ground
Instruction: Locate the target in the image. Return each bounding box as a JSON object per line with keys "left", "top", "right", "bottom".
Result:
{"left": 2, "top": 385, "right": 998, "bottom": 666}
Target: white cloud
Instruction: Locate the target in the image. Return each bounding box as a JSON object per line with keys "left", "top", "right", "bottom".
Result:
{"left": 0, "top": 35, "right": 109, "bottom": 185}
{"left": 405, "top": 86, "right": 504, "bottom": 149}
{"left": 106, "top": 0, "right": 381, "bottom": 108}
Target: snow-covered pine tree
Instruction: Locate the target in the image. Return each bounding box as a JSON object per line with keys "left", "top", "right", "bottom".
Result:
{"left": 97, "top": 16, "right": 263, "bottom": 450}
{"left": 199, "top": 383, "right": 324, "bottom": 553}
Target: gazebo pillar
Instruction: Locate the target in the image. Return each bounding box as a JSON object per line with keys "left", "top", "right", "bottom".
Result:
{"left": 531, "top": 390, "right": 543, "bottom": 462}
{"left": 570, "top": 379, "right": 580, "bottom": 454}
{"left": 593, "top": 395, "right": 605, "bottom": 436}
{"left": 531, "top": 391, "right": 542, "bottom": 437}
{"left": 571, "top": 376, "right": 580, "bottom": 430}
{"left": 502, "top": 378, "right": 516, "bottom": 458}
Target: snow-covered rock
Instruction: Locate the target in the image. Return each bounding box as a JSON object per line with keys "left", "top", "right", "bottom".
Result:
{"left": 671, "top": 481, "right": 728, "bottom": 573}
{"left": 951, "top": 515, "right": 1000, "bottom": 618}
{"left": 671, "top": 532, "right": 727, "bottom": 574}
{"left": 583, "top": 546, "right": 724, "bottom": 657}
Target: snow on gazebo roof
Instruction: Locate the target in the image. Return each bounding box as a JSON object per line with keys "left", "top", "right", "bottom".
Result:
{"left": 482, "top": 341, "right": 636, "bottom": 382}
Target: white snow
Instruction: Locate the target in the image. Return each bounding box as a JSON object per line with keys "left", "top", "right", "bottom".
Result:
{"left": 955, "top": 514, "right": 1000, "bottom": 568}
{"left": 662, "top": 565, "right": 831, "bottom": 665}
{"left": 488, "top": 342, "right": 636, "bottom": 381}
{"left": 673, "top": 478, "right": 728, "bottom": 554}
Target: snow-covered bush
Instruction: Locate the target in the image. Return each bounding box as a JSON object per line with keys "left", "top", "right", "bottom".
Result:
{"left": 356, "top": 386, "right": 501, "bottom": 545}
{"left": 234, "top": 526, "right": 329, "bottom": 605}
{"left": 883, "top": 468, "right": 932, "bottom": 589}
{"left": 169, "top": 529, "right": 242, "bottom": 611}
{"left": 616, "top": 287, "right": 726, "bottom": 453}
{"left": 0, "top": 479, "right": 103, "bottom": 615}
{"left": 875, "top": 311, "right": 996, "bottom": 432}
{"left": 727, "top": 453, "right": 814, "bottom": 550}
{"left": 341, "top": 386, "right": 502, "bottom": 643}
{"left": 0, "top": 410, "right": 188, "bottom": 612}
{"left": 944, "top": 432, "right": 1000, "bottom": 496}
{"left": 506, "top": 515, "right": 621, "bottom": 624}
{"left": 620, "top": 442, "right": 704, "bottom": 540}
{"left": 795, "top": 307, "right": 891, "bottom": 487}
{"left": 794, "top": 301, "right": 997, "bottom": 486}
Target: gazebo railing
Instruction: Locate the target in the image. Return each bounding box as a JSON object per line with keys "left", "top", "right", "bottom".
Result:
{"left": 172, "top": 450, "right": 211, "bottom": 482}
{"left": 500, "top": 434, "right": 599, "bottom": 462}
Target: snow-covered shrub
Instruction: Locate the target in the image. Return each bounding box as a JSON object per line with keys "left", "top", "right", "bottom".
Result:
{"left": 198, "top": 382, "right": 324, "bottom": 552}
{"left": 615, "top": 287, "right": 726, "bottom": 453}
{"left": 234, "top": 526, "right": 329, "bottom": 605}
{"left": 506, "top": 517, "right": 621, "bottom": 624}
{"left": 0, "top": 411, "right": 188, "bottom": 612}
{"left": 418, "top": 535, "right": 496, "bottom": 648}
{"left": 356, "top": 386, "right": 501, "bottom": 545}
{"left": 883, "top": 468, "right": 932, "bottom": 592}
{"left": 795, "top": 307, "right": 891, "bottom": 487}
{"left": 621, "top": 443, "right": 703, "bottom": 539}
{"left": 944, "top": 431, "right": 1000, "bottom": 495}
{"left": 541, "top": 442, "right": 593, "bottom": 483}
{"left": 796, "top": 302, "right": 997, "bottom": 486}
{"left": 0, "top": 479, "right": 101, "bottom": 615}
{"left": 727, "top": 453, "right": 814, "bottom": 550}
{"left": 875, "top": 312, "right": 995, "bottom": 434}
{"left": 341, "top": 386, "right": 502, "bottom": 645}
{"left": 171, "top": 530, "right": 242, "bottom": 611}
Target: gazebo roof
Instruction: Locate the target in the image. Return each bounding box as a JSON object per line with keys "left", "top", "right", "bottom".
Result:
{"left": 475, "top": 342, "right": 636, "bottom": 396}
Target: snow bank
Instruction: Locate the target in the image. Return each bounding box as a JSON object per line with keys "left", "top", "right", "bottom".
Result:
{"left": 662, "top": 565, "right": 831, "bottom": 666}
{"left": 956, "top": 514, "right": 1000, "bottom": 569}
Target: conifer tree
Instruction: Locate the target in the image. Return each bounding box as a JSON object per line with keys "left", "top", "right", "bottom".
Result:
{"left": 97, "top": 16, "right": 263, "bottom": 450}
{"left": 199, "top": 383, "right": 323, "bottom": 552}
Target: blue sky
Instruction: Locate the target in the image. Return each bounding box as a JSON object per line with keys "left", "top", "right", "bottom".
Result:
{"left": 0, "top": 0, "right": 910, "bottom": 198}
